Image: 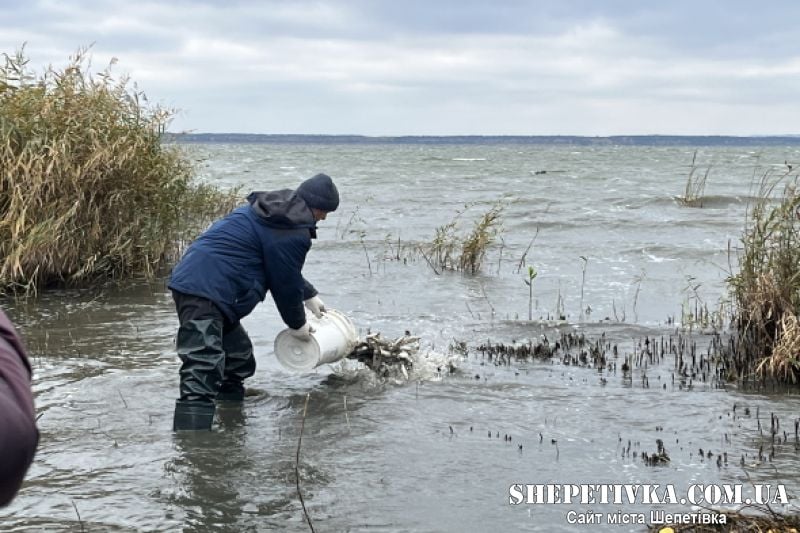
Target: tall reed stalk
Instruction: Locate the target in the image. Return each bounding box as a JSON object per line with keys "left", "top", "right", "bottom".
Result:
{"left": 0, "top": 47, "right": 237, "bottom": 293}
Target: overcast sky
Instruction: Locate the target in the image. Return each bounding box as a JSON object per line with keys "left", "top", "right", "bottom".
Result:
{"left": 3, "top": 0, "right": 799, "bottom": 136}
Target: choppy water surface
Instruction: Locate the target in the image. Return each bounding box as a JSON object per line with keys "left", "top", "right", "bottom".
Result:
{"left": 4, "top": 143, "right": 800, "bottom": 532}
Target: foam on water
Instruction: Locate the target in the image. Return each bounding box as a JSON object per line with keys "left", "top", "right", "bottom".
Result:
{"left": 333, "top": 346, "right": 462, "bottom": 384}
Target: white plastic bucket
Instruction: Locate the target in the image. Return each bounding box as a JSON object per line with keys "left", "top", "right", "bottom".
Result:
{"left": 274, "top": 309, "right": 359, "bottom": 372}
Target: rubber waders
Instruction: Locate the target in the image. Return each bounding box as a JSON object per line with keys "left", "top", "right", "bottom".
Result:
{"left": 173, "top": 400, "right": 215, "bottom": 431}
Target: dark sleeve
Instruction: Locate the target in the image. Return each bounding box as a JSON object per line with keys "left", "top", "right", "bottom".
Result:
{"left": 302, "top": 278, "right": 318, "bottom": 301}
{"left": 0, "top": 310, "right": 38, "bottom": 506}
{"left": 268, "top": 234, "right": 312, "bottom": 330}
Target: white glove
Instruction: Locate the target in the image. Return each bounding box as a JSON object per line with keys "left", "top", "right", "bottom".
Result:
{"left": 288, "top": 322, "right": 314, "bottom": 341}
{"left": 304, "top": 296, "right": 326, "bottom": 319}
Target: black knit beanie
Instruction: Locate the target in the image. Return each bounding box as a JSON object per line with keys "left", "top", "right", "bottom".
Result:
{"left": 296, "top": 173, "right": 339, "bottom": 212}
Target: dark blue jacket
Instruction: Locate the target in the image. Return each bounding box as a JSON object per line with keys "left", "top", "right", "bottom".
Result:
{"left": 168, "top": 190, "right": 319, "bottom": 329}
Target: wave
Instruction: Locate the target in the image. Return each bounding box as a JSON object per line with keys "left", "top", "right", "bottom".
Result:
{"left": 609, "top": 195, "right": 760, "bottom": 209}
{"left": 528, "top": 170, "right": 569, "bottom": 175}
{"left": 668, "top": 194, "right": 758, "bottom": 207}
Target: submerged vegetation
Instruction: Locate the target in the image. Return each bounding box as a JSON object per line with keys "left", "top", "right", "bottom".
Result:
{"left": 0, "top": 47, "right": 237, "bottom": 294}
{"left": 727, "top": 164, "right": 800, "bottom": 383}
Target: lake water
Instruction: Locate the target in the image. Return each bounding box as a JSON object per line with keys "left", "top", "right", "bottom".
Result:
{"left": 3, "top": 142, "right": 800, "bottom": 532}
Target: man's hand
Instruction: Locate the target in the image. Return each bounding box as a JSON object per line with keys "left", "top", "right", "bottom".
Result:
{"left": 288, "top": 322, "right": 314, "bottom": 341}
{"left": 304, "top": 296, "right": 327, "bottom": 319}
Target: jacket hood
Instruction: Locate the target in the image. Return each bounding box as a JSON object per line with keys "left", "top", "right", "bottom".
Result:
{"left": 247, "top": 190, "right": 317, "bottom": 231}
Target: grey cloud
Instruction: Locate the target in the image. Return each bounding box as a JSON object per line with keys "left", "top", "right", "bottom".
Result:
{"left": 2, "top": 0, "right": 799, "bottom": 135}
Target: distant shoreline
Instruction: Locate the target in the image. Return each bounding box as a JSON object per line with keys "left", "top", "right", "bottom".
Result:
{"left": 166, "top": 133, "right": 800, "bottom": 147}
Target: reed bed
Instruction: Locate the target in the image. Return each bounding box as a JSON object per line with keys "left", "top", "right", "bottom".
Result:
{"left": 0, "top": 47, "right": 237, "bottom": 294}
{"left": 679, "top": 150, "right": 712, "bottom": 207}
{"left": 460, "top": 202, "right": 503, "bottom": 274}
{"left": 727, "top": 165, "right": 800, "bottom": 383}
{"left": 422, "top": 202, "right": 504, "bottom": 274}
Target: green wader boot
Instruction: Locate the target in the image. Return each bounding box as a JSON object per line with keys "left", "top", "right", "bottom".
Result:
{"left": 173, "top": 400, "right": 216, "bottom": 431}
{"left": 173, "top": 318, "right": 224, "bottom": 431}
{"left": 216, "top": 323, "right": 256, "bottom": 403}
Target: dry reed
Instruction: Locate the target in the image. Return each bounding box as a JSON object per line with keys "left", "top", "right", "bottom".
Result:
{"left": 423, "top": 202, "right": 504, "bottom": 274}
{"left": 679, "top": 150, "right": 711, "bottom": 207}
{"left": 727, "top": 164, "right": 800, "bottom": 382}
{"left": 460, "top": 202, "right": 504, "bottom": 274}
{"left": 0, "top": 46, "right": 237, "bottom": 294}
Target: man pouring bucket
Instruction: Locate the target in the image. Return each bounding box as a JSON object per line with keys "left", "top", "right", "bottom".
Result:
{"left": 168, "top": 173, "right": 339, "bottom": 431}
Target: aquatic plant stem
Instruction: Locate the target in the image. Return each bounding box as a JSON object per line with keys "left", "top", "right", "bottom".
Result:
{"left": 525, "top": 266, "right": 537, "bottom": 321}
{"left": 480, "top": 283, "right": 496, "bottom": 322}
{"left": 71, "top": 500, "right": 85, "bottom": 532}
{"left": 579, "top": 256, "right": 588, "bottom": 322}
{"left": 529, "top": 279, "right": 533, "bottom": 321}
{"left": 515, "top": 228, "right": 539, "bottom": 274}
{"left": 497, "top": 236, "right": 505, "bottom": 274}
{"left": 359, "top": 232, "right": 372, "bottom": 276}
{"left": 418, "top": 246, "right": 441, "bottom": 275}
{"left": 295, "top": 393, "right": 315, "bottom": 533}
